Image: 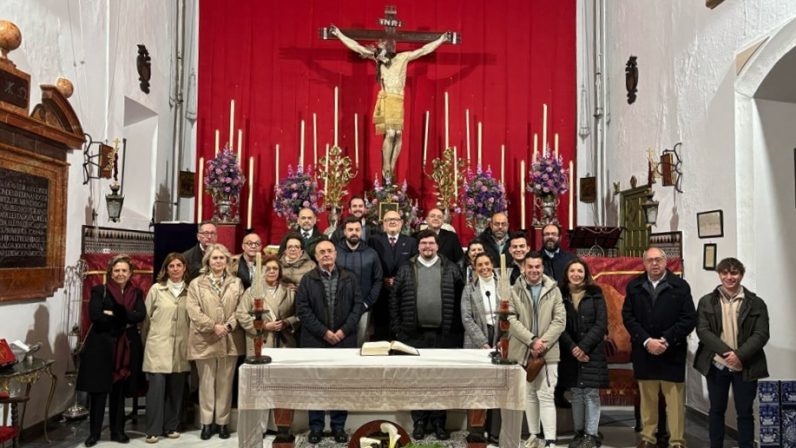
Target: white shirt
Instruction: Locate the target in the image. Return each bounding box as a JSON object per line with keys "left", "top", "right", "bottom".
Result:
{"left": 478, "top": 275, "right": 497, "bottom": 326}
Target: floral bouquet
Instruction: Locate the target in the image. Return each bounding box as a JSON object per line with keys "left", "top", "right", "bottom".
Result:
{"left": 365, "top": 177, "right": 422, "bottom": 234}
{"left": 204, "top": 146, "right": 245, "bottom": 223}
{"left": 527, "top": 153, "right": 568, "bottom": 225}
{"left": 273, "top": 164, "right": 321, "bottom": 229}
{"left": 462, "top": 166, "right": 507, "bottom": 234}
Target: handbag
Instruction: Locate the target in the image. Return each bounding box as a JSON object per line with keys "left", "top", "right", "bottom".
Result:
{"left": 524, "top": 353, "right": 546, "bottom": 382}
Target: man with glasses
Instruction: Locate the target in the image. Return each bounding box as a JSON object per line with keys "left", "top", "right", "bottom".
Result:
{"left": 622, "top": 247, "right": 696, "bottom": 448}
{"left": 232, "top": 232, "right": 262, "bottom": 289}
{"left": 478, "top": 212, "right": 511, "bottom": 266}
{"left": 183, "top": 221, "right": 217, "bottom": 281}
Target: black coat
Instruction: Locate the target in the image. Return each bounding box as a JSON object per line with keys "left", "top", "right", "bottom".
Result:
{"left": 694, "top": 287, "right": 769, "bottom": 382}
{"left": 477, "top": 228, "right": 510, "bottom": 266}
{"left": 182, "top": 244, "right": 205, "bottom": 282}
{"left": 541, "top": 249, "right": 576, "bottom": 283}
{"left": 370, "top": 233, "right": 417, "bottom": 339}
{"left": 436, "top": 228, "right": 464, "bottom": 265}
{"left": 559, "top": 284, "right": 609, "bottom": 389}
{"left": 295, "top": 267, "right": 363, "bottom": 348}
{"left": 77, "top": 284, "right": 146, "bottom": 394}
{"left": 622, "top": 271, "right": 697, "bottom": 382}
{"left": 390, "top": 255, "right": 463, "bottom": 347}
{"left": 335, "top": 242, "right": 383, "bottom": 309}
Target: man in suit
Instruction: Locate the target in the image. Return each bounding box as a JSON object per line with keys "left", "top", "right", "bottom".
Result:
{"left": 478, "top": 212, "right": 510, "bottom": 266}
{"left": 622, "top": 247, "right": 697, "bottom": 448}
{"left": 182, "top": 221, "right": 217, "bottom": 281}
{"left": 295, "top": 239, "right": 363, "bottom": 444}
{"left": 279, "top": 208, "right": 324, "bottom": 259}
{"left": 370, "top": 210, "right": 417, "bottom": 340}
{"left": 422, "top": 208, "right": 464, "bottom": 265}
{"left": 231, "top": 231, "right": 262, "bottom": 290}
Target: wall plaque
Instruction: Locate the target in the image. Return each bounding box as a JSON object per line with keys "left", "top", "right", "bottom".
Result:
{"left": 0, "top": 166, "right": 49, "bottom": 268}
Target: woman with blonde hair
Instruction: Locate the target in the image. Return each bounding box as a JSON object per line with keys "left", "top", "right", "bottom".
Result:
{"left": 186, "top": 243, "right": 245, "bottom": 440}
{"left": 142, "top": 253, "right": 191, "bottom": 443}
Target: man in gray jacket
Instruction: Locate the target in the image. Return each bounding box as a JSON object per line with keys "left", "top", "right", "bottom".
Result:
{"left": 507, "top": 251, "right": 566, "bottom": 448}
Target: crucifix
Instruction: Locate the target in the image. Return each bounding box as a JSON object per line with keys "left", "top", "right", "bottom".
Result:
{"left": 320, "top": 6, "right": 460, "bottom": 181}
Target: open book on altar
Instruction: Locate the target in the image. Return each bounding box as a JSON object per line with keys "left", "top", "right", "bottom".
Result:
{"left": 360, "top": 340, "right": 419, "bottom": 356}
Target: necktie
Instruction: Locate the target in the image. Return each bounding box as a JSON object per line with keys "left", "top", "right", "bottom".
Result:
{"left": 303, "top": 231, "right": 310, "bottom": 239}
{"left": 389, "top": 236, "right": 397, "bottom": 247}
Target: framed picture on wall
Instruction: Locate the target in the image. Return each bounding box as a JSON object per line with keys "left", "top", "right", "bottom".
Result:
{"left": 697, "top": 210, "right": 724, "bottom": 238}
{"left": 703, "top": 243, "right": 717, "bottom": 270}
{"left": 378, "top": 202, "right": 399, "bottom": 222}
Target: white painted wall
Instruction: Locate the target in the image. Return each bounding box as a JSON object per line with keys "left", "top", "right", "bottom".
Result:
{"left": 0, "top": 0, "right": 177, "bottom": 428}
{"left": 595, "top": 0, "right": 796, "bottom": 424}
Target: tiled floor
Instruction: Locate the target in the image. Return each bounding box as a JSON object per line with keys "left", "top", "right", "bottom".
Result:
{"left": 20, "top": 407, "right": 737, "bottom": 448}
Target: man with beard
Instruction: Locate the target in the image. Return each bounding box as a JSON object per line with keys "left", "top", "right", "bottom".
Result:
{"left": 280, "top": 208, "right": 324, "bottom": 260}
{"left": 478, "top": 212, "right": 511, "bottom": 266}
{"left": 420, "top": 208, "right": 464, "bottom": 265}
{"left": 540, "top": 224, "right": 576, "bottom": 283}
{"left": 231, "top": 231, "right": 262, "bottom": 289}
{"left": 182, "top": 221, "right": 217, "bottom": 281}
{"left": 391, "top": 230, "right": 463, "bottom": 441}
{"left": 331, "top": 196, "right": 377, "bottom": 244}
{"left": 336, "top": 216, "right": 383, "bottom": 346}
{"left": 507, "top": 232, "right": 530, "bottom": 285}
{"left": 370, "top": 210, "right": 417, "bottom": 340}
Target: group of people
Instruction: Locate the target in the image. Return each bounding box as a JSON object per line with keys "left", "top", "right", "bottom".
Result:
{"left": 76, "top": 199, "right": 770, "bottom": 448}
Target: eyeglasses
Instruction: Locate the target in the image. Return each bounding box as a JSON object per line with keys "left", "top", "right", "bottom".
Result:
{"left": 243, "top": 241, "right": 262, "bottom": 247}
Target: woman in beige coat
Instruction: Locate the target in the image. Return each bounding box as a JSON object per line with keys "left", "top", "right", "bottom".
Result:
{"left": 186, "top": 243, "right": 245, "bottom": 441}
{"left": 279, "top": 233, "right": 316, "bottom": 290}
{"left": 142, "top": 253, "right": 191, "bottom": 443}
{"left": 237, "top": 255, "right": 299, "bottom": 353}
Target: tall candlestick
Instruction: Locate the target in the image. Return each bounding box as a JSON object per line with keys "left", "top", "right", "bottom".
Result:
{"left": 229, "top": 99, "right": 235, "bottom": 152}
{"left": 500, "top": 144, "right": 505, "bottom": 184}
{"left": 465, "top": 109, "right": 471, "bottom": 162}
{"left": 334, "top": 87, "right": 339, "bottom": 147}
{"left": 477, "top": 122, "right": 483, "bottom": 168}
{"left": 554, "top": 133, "right": 559, "bottom": 158}
{"left": 299, "top": 119, "right": 305, "bottom": 166}
{"left": 237, "top": 129, "right": 243, "bottom": 161}
{"left": 533, "top": 133, "right": 538, "bottom": 162}
{"left": 423, "top": 111, "right": 429, "bottom": 166}
{"left": 453, "top": 146, "right": 458, "bottom": 198}
{"left": 444, "top": 92, "right": 450, "bottom": 149}
{"left": 520, "top": 160, "right": 526, "bottom": 229}
{"left": 325, "top": 144, "right": 330, "bottom": 192}
{"left": 354, "top": 113, "right": 359, "bottom": 168}
{"left": 313, "top": 113, "right": 318, "bottom": 166}
{"left": 275, "top": 144, "right": 280, "bottom": 186}
{"left": 542, "top": 103, "right": 548, "bottom": 154}
{"left": 247, "top": 156, "right": 254, "bottom": 229}
{"left": 198, "top": 157, "right": 204, "bottom": 222}
{"left": 214, "top": 130, "right": 220, "bottom": 155}
{"left": 569, "top": 160, "right": 574, "bottom": 230}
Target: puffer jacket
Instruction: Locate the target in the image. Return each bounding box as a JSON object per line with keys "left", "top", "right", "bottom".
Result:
{"left": 558, "top": 284, "right": 609, "bottom": 389}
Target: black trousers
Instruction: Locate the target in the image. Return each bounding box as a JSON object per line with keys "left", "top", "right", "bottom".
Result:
{"left": 89, "top": 382, "right": 125, "bottom": 437}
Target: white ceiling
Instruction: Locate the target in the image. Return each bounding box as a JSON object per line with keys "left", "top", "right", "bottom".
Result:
{"left": 755, "top": 47, "right": 796, "bottom": 102}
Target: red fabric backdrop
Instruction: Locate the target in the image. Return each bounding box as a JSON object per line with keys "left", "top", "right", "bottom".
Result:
{"left": 198, "top": 0, "right": 576, "bottom": 245}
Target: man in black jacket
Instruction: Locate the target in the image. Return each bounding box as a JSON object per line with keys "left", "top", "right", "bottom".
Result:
{"left": 182, "top": 221, "right": 217, "bottom": 281}
{"left": 478, "top": 212, "right": 510, "bottom": 266}
{"left": 422, "top": 208, "right": 464, "bottom": 265}
{"left": 540, "top": 223, "right": 575, "bottom": 283}
{"left": 391, "top": 229, "right": 463, "bottom": 441}
{"left": 622, "top": 247, "right": 696, "bottom": 448}
{"left": 331, "top": 196, "right": 378, "bottom": 245}
{"left": 279, "top": 208, "right": 324, "bottom": 260}
{"left": 295, "top": 240, "right": 363, "bottom": 444}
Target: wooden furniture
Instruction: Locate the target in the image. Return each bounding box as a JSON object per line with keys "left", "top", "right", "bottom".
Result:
{"left": 0, "top": 392, "right": 26, "bottom": 448}
{"left": 0, "top": 358, "right": 57, "bottom": 443}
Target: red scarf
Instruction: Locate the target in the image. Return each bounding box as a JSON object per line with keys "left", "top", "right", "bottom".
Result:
{"left": 105, "top": 281, "right": 138, "bottom": 383}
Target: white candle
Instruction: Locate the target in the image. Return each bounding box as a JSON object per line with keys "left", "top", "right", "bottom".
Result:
{"left": 247, "top": 156, "right": 254, "bottom": 229}
{"left": 354, "top": 113, "right": 359, "bottom": 168}
{"left": 423, "top": 111, "right": 429, "bottom": 166}
{"left": 569, "top": 160, "right": 574, "bottom": 230}
{"left": 299, "top": 119, "right": 305, "bottom": 166}
{"left": 520, "top": 160, "right": 526, "bottom": 229}
{"left": 198, "top": 157, "right": 204, "bottom": 221}
{"left": 229, "top": 99, "right": 235, "bottom": 152}
{"left": 275, "top": 144, "right": 280, "bottom": 186}
{"left": 465, "top": 109, "right": 471, "bottom": 162}
{"left": 533, "top": 133, "right": 538, "bottom": 162}
{"left": 554, "top": 133, "right": 559, "bottom": 158}
{"left": 237, "top": 129, "right": 243, "bottom": 161}
{"left": 542, "top": 103, "right": 548, "bottom": 155}
{"left": 444, "top": 92, "right": 449, "bottom": 149}
{"left": 453, "top": 146, "right": 458, "bottom": 198}
{"left": 313, "top": 113, "right": 318, "bottom": 166}
{"left": 214, "top": 130, "right": 220, "bottom": 155}
{"left": 477, "top": 122, "right": 483, "bottom": 168}
{"left": 334, "top": 87, "right": 339, "bottom": 147}
{"left": 500, "top": 144, "right": 505, "bottom": 184}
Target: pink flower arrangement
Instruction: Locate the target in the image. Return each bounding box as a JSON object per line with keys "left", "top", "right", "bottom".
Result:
{"left": 273, "top": 164, "right": 321, "bottom": 226}
{"left": 528, "top": 154, "right": 568, "bottom": 200}
{"left": 204, "top": 146, "right": 245, "bottom": 197}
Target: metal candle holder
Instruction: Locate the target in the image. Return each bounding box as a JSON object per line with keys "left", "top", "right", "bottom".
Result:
{"left": 491, "top": 298, "right": 516, "bottom": 365}
{"left": 245, "top": 297, "right": 272, "bottom": 365}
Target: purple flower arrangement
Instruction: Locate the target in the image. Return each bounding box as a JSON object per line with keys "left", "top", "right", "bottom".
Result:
{"left": 528, "top": 153, "right": 568, "bottom": 201}
{"left": 273, "top": 164, "right": 321, "bottom": 226}
{"left": 204, "top": 146, "right": 245, "bottom": 198}
{"left": 462, "top": 166, "right": 508, "bottom": 231}
{"left": 365, "top": 177, "right": 422, "bottom": 233}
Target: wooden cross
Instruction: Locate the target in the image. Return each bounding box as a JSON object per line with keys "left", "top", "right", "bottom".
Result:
{"left": 320, "top": 5, "right": 460, "bottom": 47}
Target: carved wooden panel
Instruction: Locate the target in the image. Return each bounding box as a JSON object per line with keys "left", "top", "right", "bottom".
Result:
{"left": 618, "top": 185, "right": 652, "bottom": 257}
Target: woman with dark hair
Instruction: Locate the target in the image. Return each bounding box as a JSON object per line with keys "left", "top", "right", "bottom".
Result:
{"left": 186, "top": 243, "right": 244, "bottom": 441}
{"left": 558, "top": 258, "right": 608, "bottom": 448}
{"left": 237, "top": 254, "right": 299, "bottom": 350}
{"left": 279, "top": 232, "right": 316, "bottom": 291}
{"left": 77, "top": 254, "right": 146, "bottom": 447}
{"left": 142, "top": 253, "right": 191, "bottom": 443}
{"left": 463, "top": 239, "right": 486, "bottom": 284}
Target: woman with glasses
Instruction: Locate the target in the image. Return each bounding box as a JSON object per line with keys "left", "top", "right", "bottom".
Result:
{"left": 279, "top": 232, "right": 316, "bottom": 291}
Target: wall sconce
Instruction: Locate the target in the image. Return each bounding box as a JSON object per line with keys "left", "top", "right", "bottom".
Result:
{"left": 647, "top": 142, "right": 683, "bottom": 193}
{"left": 106, "top": 183, "right": 124, "bottom": 222}
{"left": 83, "top": 135, "right": 126, "bottom": 222}
{"left": 642, "top": 194, "right": 660, "bottom": 227}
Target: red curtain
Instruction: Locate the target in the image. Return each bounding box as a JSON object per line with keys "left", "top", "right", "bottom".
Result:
{"left": 198, "top": 0, "right": 576, "bottom": 245}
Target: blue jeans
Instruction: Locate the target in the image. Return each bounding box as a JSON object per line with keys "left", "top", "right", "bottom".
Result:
{"left": 571, "top": 387, "right": 601, "bottom": 436}
{"left": 308, "top": 410, "right": 347, "bottom": 432}
{"left": 707, "top": 365, "right": 757, "bottom": 448}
